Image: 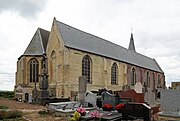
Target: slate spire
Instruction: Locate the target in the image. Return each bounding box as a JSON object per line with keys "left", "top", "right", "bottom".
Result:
{"left": 128, "top": 33, "right": 136, "bottom": 52}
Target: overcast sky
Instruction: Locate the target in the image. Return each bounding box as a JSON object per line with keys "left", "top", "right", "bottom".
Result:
{"left": 0, "top": 0, "right": 180, "bottom": 90}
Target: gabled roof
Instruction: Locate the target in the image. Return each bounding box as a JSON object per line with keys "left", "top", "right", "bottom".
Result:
{"left": 56, "top": 19, "right": 163, "bottom": 73}
{"left": 23, "top": 28, "right": 50, "bottom": 55}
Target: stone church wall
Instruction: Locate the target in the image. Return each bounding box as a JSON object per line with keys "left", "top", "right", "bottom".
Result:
{"left": 61, "top": 48, "right": 128, "bottom": 98}
{"left": 16, "top": 56, "right": 43, "bottom": 86}
{"left": 46, "top": 19, "right": 67, "bottom": 97}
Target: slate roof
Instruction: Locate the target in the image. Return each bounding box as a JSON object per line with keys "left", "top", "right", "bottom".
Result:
{"left": 56, "top": 20, "right": 163, "bottom": 73}
{"left": 23, "top": 28, "right": 50, "bottom": 55}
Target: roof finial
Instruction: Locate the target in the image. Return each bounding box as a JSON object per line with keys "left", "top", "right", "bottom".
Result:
{"left": 131, "top": 27, "right": 133, "bottom": 33}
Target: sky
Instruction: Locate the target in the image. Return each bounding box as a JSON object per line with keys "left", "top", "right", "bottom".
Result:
{"left": 0, "top": 0, "right": 180, "bottom": 91}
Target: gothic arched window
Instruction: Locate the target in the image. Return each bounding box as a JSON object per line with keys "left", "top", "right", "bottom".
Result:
{"left": 146, "top": 71, "right": 150, "bottom": 87}
{"left": 153, "top": 73, "right": 156, "bottom": 90}
{"left": 29, "top": 58, "right": 39, "bottom": 83}
{"left": 82, "top": 55, "right": 91, "bottom": 83}
{"left": 50, "top": 50, "right": 57, "bottom": 83}
{"left": 140, "top": 69, "right": 143, "bottom": 83}
{"left": 158, "top": 74, "right": 161, "bottom": 84}
{"left": 131, "top": 67, "right": 136, "bottom": 86}
{"left": 111, "top": 63, "right": 118, "bottom": 85}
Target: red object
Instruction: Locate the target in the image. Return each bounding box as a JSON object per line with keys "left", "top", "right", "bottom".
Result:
{"left": 102, "top": 104, "right": 112, "bottom": 109}
{"left": 118, "top": 89, "right": 144, "bottom": 103}
{"left": 115, "top": 103, "right": 125, "bottom": 110}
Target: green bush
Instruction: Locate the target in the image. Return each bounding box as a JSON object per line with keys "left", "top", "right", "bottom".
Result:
{"left": 38, "top": 109, "right": 49, "bottom": 115}
{"left": 0, "top": 104, "right": 9, "bottom": 110}
{"left": 0, "top": 110, "right": 22, "bottom": 119}
{"left": 8, "top": 110, "right": 22, "bottom": 119}
{"left": 0, "top": 110, "right": 6, "bottom": 119}
{"left": 0, "top": 91, "right": 14, "bottom": 99}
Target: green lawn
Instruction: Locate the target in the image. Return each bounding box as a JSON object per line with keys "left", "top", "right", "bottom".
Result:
{"left": 0, "top": 103, "right": 23, "bottom": 120}
{"left": 0, "top": 104, "right": 9, "bottom": 110}
{"left": 0, "top": 118, "right": 25, "bottom": 121}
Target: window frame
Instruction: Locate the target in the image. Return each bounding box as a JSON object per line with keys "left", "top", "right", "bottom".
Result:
{"left": 131, "top": 67, "right": 136, "bottom": 86}
{"left": 158, "top": 74, "right": 161, "bottom": 84}
{"left": 111, "top": 62, "right": 118, "bottom": 85}
{"left": 145, "top": 71, "right": 150, "bottom": 87}
{"left": 29, "top": 58, "right": 39, "bottom": 83}
{"left": 82, "top": 55, "right": 92, "bottom": 83}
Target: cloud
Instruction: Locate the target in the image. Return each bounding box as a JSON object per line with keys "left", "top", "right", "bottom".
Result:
{"left": 1, "top": 0, "right": 180, "bottom": 90}
{"left": 0, "top": 0, "right": 48, "bottom": 18}
{"left": 0, "top": 73, "right": 14, "bottom": 91}
{"left": 0, "top": 12, "right": 38, "bottom": 91}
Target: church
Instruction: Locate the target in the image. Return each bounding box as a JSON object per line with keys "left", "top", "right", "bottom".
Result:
{"left": 15, "top": 18, "right": 165, "bottom": 102}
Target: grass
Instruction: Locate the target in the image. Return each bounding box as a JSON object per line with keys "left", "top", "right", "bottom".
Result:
{"left": 0, "top": 117, "right": 25, "bottom": 121}
{"left": 0, "top": 104, "right": 9, "bottom": 110}
{"left": 0, "top": 110, "right": 22, "bottom": 120}
{"left": 0, "top": 103, "right": 22, "bottom": 120}
{"left": 0, "top": 92, "right": 21, "bottom": 120}
{"left": 38, "top": 109, "right": 49, "bottom": 115}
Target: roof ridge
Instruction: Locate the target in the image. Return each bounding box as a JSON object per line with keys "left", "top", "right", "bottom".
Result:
{"left": 23, "top": 28, "right": 49, "bottom": 56}
{"left": 134, "top": 51, "right": 154, "bottom": 60}
{"left": 38, "top": 29, "right": 45, "bottom": 54}
{"left": 153, "top": 59, "right": 164, "bottom": 73}
{"left": 38, "top": 28, "right": 50, "bottom": 52}
{"left": 23, "top": 29, "right": 38, "bottom": 55}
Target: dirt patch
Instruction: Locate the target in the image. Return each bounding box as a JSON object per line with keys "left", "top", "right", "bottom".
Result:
{"left": 0, "top": 98, "right": 44, "bottom": 110}
{"left": 23, "top": 112, "right": 67, "bottom": 121}
{"left": 0, "top": 98, "right": 67, "bottom": 121}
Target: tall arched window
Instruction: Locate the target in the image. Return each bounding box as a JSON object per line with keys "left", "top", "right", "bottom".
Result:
{"left": 153, "top": 73, "right": 156, "bottom": 90}
{"left": 51, "top": 50, "right": 56, "bottom": 59}
{"left": 131, "top": 67, "right": 136, "bottom": 86}
{"left": 29, "top": 59, "right": 39, "bottom": 83}
{"left": 50, "top": 50, "right": 57, "bottom": 83}
{"left": 140, "top": 69, "right": 143, "bottom": 83}
{"left": 145, "top": 71, "right": 150, "bottom": 87}
{"left": 111, "top": 63, "right": 118, "bottom": 85}
{"left": 158, "top": 74, "right": 161, "bottom": 84}
{"left": 82, "top": 55, "right": 91, "bottom": 83}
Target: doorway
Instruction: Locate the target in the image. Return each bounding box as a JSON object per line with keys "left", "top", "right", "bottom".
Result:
{"left": 25, "top": 93, "right": 29, "bottom": 102}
